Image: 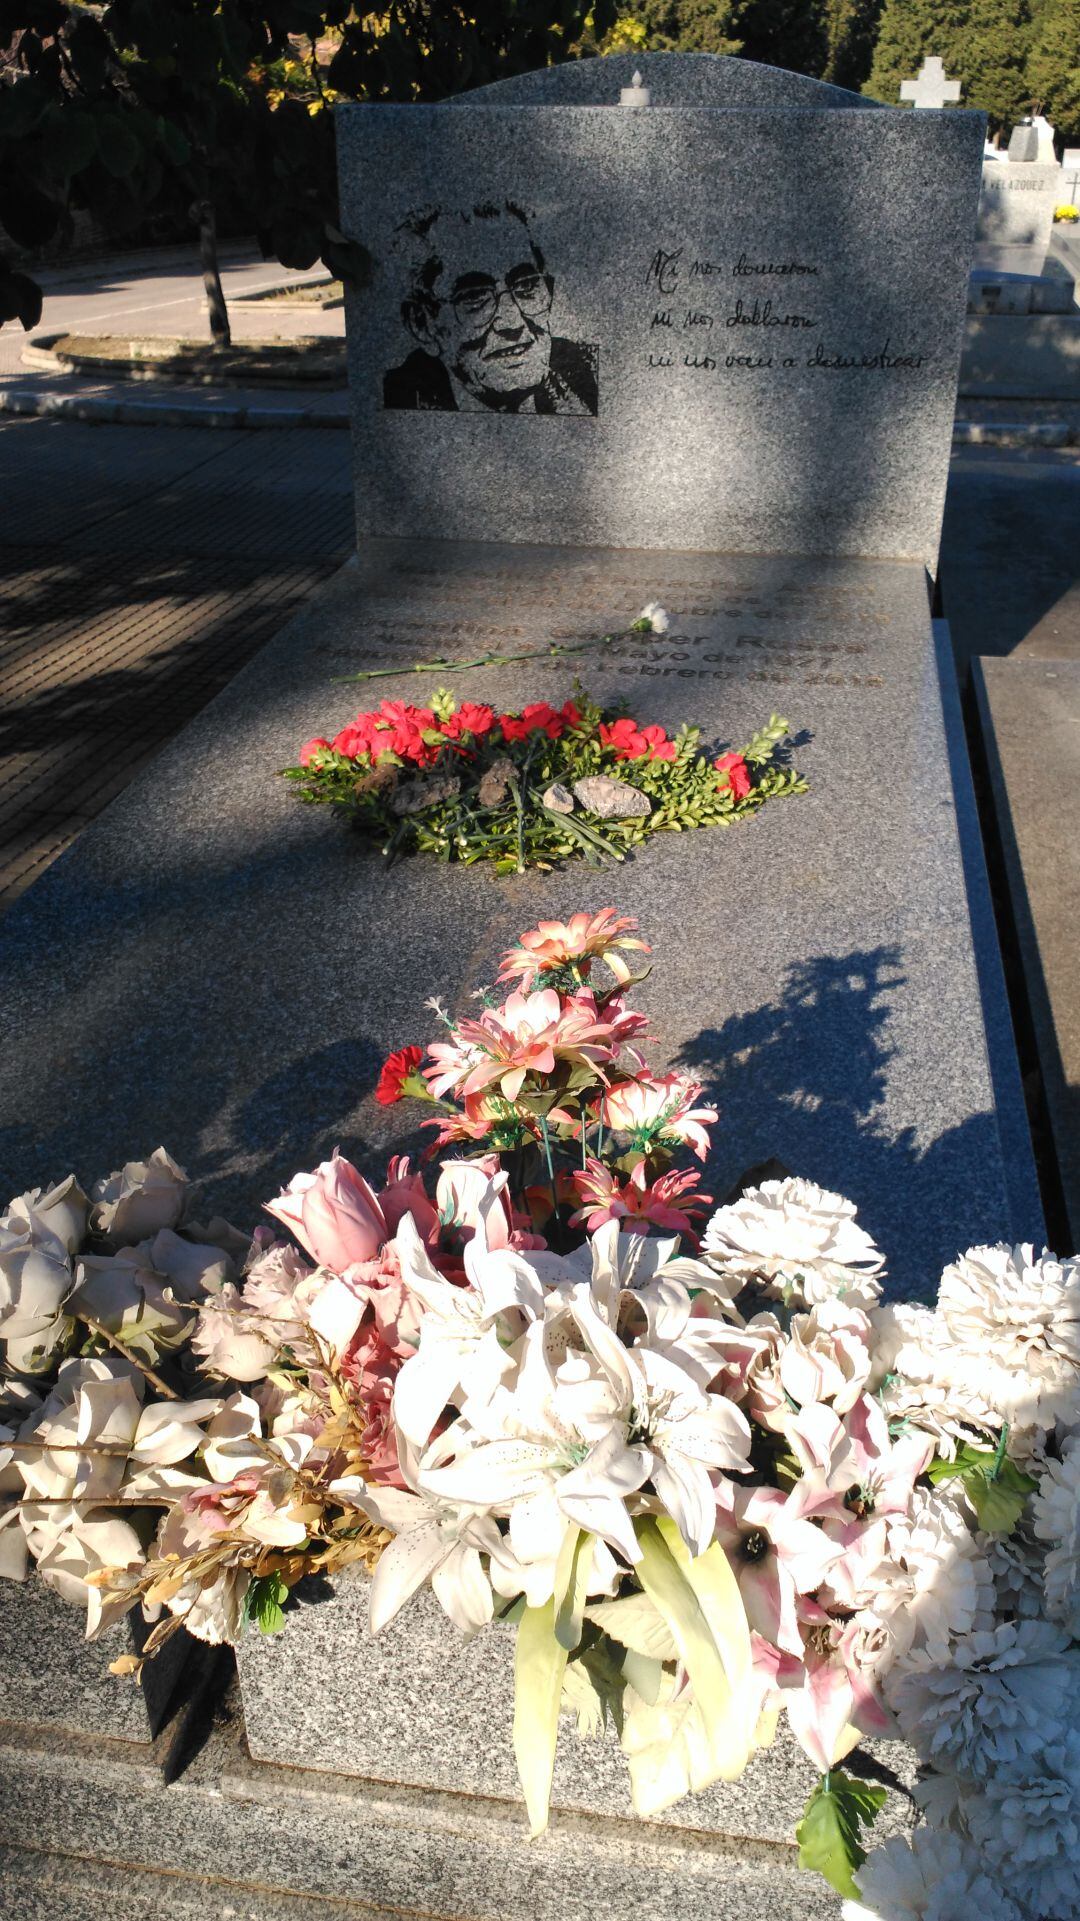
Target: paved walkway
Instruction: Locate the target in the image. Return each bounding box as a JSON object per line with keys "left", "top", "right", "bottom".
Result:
{"left": 0, "top": 243, "right": 348, "bottom": 429}
{"left": 0, "top": 415, "right": 353, "bottom": 908}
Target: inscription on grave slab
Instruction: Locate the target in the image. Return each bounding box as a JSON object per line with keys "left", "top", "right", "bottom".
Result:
{"left": 338, "top": 103, "right": 984, "bottom": 566}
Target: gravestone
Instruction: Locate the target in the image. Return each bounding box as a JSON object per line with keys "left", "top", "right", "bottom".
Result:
{"left": 341, "top": 98, "right": 978, "bottom": 569}
{"left": 0, "top": 1573, "right": 194, "bottom": 1754}
{"left": 977, "top": 161, "right": 1063, "bottom": 260}
{"left": 0, "top": 51, "right": 1042, "bottom": 1917}
{"left": 900, "top": 55, "right": 961, "bottom": 110}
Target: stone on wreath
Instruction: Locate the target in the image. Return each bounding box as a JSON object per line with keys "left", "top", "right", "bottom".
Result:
{"left": 541, "top": 781, "right": 575, "bottom": 814}
{"left": 390, "top": 773, "right": 462, "bottom": 817}
{"left": 353, "top": 761, "right": 398, "bottom": 798}
{"left": 572, "top": 775, "right": 651, "bottom": 819}
{"left": 477, "top": 757, "right": 516, "bottom": 807}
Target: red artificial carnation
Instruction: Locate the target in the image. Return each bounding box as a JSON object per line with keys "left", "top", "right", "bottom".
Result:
{"left": 299, "top": 737, "right": 332, "bottom": 766}
{"left": 600, "top": 717, "right": 649, "bottom": 759}
{"left": 331, "top": 721, "right": 375, "bottom": 759}
{"left": 600, "top": 718, "right": 677, "bottom": 763}
{"left": 714, "top": 751, "right": 752, "bottom": 800}
{"left": 440, "top": 702, "right": 497, "bottom": 743}
{"left": 375, "top": 1045, "right": 426, "bottom": 1105}
{"left": 638, "top": 724, "right": 677, "bottom": 762}
{"left": 499, "top": 701, "right": 567, "bottom": 742}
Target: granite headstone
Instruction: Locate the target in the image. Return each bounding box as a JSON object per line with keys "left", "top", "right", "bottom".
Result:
{"left": 977, "top": 160, "right": 1063, "bottom": 259}
{"left": 338, "top": 96, "right": 983, "bottom": 569}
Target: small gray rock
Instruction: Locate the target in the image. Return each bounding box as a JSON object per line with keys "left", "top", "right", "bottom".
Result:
{"left": 477, "top": 756, "right": 516, "bottom": 807}
{"left": 572, "top": 775, "right": 651, "bottom": 819}
{"left": 353, "top": 760, "right": 398, "bottom": 798}
{"left": 390, "top": 773, "right": 461, "bottom": 817}
{"left": 541, "top": 781, "right": 575, "bottom": 815}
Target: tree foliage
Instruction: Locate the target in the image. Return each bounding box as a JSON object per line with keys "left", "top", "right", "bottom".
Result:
{"left": 1027, "top": 0, "right": 1080, "bottom": 136}
{"left": 0, "top": 0, "right": 615, "bottom": 329}
{"left": 864, "top": 0, "right": 1031, "bottom": 130}
{"left": 628, "top": 0, "right": 744, "bottom": 57}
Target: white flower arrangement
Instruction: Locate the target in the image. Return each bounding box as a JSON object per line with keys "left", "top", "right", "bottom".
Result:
{"left": 2, "top": 913, "right": 1079, "bottom": 1915}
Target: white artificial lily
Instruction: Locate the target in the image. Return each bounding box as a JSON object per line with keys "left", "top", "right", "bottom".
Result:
{"left": 330, "top": 1471, "right": 502, "bottom": 1638}
{"left": 564, "top": 1274, "right": 752, "bottom": 1556}
{"left": 391, "top": 1207, "right": 551, "bottom": 1450}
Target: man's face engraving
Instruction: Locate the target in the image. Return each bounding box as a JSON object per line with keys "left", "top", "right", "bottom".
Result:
{"left": 409, "top": 214, "right": 554, "bottom": 404}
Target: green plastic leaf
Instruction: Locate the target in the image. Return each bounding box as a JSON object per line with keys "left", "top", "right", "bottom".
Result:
{"left": 927, "top": 1442, "right": 1035, "bottom": 1535}
{"left": 655, "top": 1517, "right": 753, "bottom": 1710}
{"left": 796, "top": 1771, "right": 887, "bottom": 1898}
{"left": 633, "top": 1517, "right": 749, "bottom": 1787}
{"left": 562, "top": 1638, "right": 626, "bottom": 1738}
{"left": 553, "top": 1526, "right": 593, "bottom": 1652}
{"left": 247, "top": 1572, "right": 288, "bottom": 1636}
{"left": 622, "top": 1649, "right": 664, "bottom": 1705}
{"left": 513, "top": 1599, "right": 569, "bottom": 1837}
{"left": 585, "top": 1591, "right": 677, "bottom": 1661}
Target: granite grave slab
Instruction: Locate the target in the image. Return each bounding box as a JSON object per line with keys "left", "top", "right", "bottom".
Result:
{"left": 0, "top": 1566, "right": 196, "bottom": 1753}
{"left": 237, "top": 1565, "right": 917, "bottom": 1848}
{"left": 0, "top": 53, "right": 1040, "bottom": 1918}
{"left": 464, "top": 47, "right": 881, "bottom": 111}
{"left": 975, "top": 656, "right": 1080, "bottom": 1248}
{"left": 0, "top": 541, "right": 1041, "bottom": 1296}
{"left": 337, "top": 100, "right": 983, "bottom": 568}
{"left": 0, "top": 1693, "right": 847, "bottom": 1920}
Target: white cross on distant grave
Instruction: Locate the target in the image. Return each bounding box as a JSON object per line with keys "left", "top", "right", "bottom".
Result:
{"left": 900, "top": 56, "right": 962, "bottom": 110}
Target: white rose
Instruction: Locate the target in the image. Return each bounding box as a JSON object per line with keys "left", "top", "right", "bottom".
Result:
{"left": 192, "top": 1285, "right": 282, "bottom": 1381}
{"left": 90, "top": 1147, "right": 188, "bottom": 1245}
{"left": 2, "top": 1175, "right": 88, "bottom": 1257}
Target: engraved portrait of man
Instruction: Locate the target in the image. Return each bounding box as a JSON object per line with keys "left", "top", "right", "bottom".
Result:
{"left": 383, "top": 201, "right": 599, "bottom": 417}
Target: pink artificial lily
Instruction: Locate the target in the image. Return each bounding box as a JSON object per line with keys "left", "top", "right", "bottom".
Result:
{"left": 844, "top": 1394, "right": 934, "bottom": 1515}
{"left": 377, "top": 1156, "right": 440, "bottom": 1245}
{"left": 264, "top": 1151, "right": 387, "bottom": 1271}
{"left": 713, "top": 1477, "right": 845, "bottom": 1656}
{"left": 599, "top": 1073, "right": 718, "bottom": 1163}
{"left": 783, "top": 1622, "right": 895, "bottom": 1771}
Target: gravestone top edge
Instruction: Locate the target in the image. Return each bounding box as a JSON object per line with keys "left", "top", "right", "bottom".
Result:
{"left": 334, "top": 99, "right": 981, "bottom": 122}
{"left": 453, "top": 47, "right": 883, "bottom": 111}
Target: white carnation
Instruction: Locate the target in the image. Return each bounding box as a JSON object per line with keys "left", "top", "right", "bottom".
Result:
{"left": 889, "top": 1620, "right": 1077, "bottom": 1777}
{"left": 937, "top": 1244, "right": 1080, "bottom": 1430}
{"left": 701, "top": 1177, "right": 884, "bottom": 1308}
{"left": 977, "top": 1524, "right": 1047, "bottom": 1620}
{"left": 842, "top": 1827, "right": 1023, "bottom": 1921}
{"left": 871, "top": 1487, "right": 995, "bottom": 1666}
{"left": 1031, "top": 1437, "right": 1080, "bottom": 1636}
{"left": 635, "top": 601, "right": 669, "bottom": 634}
{"left": 867, "top": 1302, "right": 938, "bottom": 1386}
{"left": 956, "top": 1735, "right": 1080, "bottom": 1920}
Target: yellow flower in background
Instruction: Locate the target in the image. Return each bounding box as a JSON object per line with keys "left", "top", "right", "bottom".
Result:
{"left": 1054, "top": 204, "right": 1080, "bottom": 222}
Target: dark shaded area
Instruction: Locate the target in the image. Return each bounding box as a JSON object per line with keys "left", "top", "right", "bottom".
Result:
{"left": 679, "top": 946, "right": 1013, "bottom": 1298}
{"left": 0, "top": 418, "right": 353, "bottom": 908}
{"left": 940, "top": 446, "right": 1080, "bottom": 681}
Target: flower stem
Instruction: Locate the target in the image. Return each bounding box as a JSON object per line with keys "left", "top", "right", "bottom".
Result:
{"left": 333, "top": 634, "right": 624, "bottom": 686}
{"left": 79, "top": 1313, "right": 181, "bottom": 1401}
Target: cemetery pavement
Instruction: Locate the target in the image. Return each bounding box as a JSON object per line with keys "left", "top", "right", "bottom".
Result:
{"left": 0, "top": 415, "right": 353, "bottom": 909}
{"left": 941, "top": 444, "right": 1080, "bottom": 674}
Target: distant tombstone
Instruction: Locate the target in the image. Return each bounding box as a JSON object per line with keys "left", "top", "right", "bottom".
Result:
{"left": 1008, "top": 118, "right": 1040, "bottom": 162}
{"left": 1032, "top": 113, "right": 1058, "bottom": 164}
{"left": 900, "top": 55, "right": 962, "bottom": 109}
